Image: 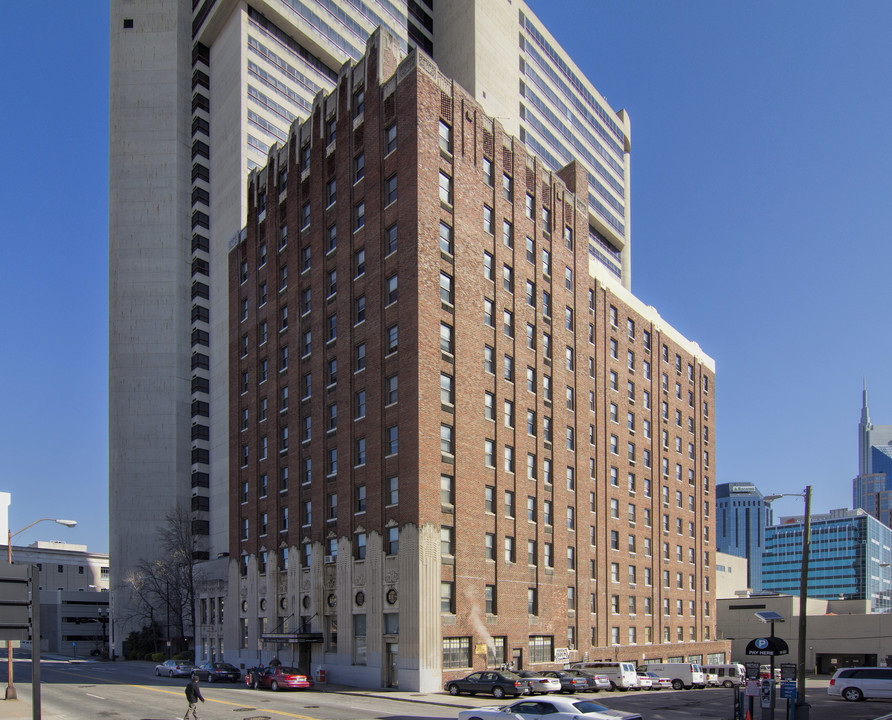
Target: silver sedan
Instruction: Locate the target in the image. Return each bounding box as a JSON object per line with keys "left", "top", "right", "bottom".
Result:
{"left": 154, "top": 659, "right": 195, "bottom": 678}
{"left": 457, "top": 696, "right": 643, "bottom": 720}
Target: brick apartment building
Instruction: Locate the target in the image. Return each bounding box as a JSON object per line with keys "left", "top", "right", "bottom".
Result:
{"left": 224, "top": 30, "right": 728, "bottom": 691}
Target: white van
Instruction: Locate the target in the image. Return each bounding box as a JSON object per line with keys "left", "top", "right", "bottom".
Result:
{"left": 568, "top": 661, "right": 639, "bottom": 690}
{"left": 637, "top": 662, "right": 706, "bottom": 690}
{"left": 702, "top": 663, "right": 746, "bottom": 688}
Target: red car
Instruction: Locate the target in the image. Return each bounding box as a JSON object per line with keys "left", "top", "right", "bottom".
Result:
{"left": 248, "top": 666, "right": 314, "bottom": 691}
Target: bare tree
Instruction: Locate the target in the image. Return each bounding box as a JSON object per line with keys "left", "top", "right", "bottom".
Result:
{"left": 124, "top": 508, "right": 201, "bottom": 654}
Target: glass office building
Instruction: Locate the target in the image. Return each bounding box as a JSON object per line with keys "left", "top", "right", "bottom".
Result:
{"left": 716, "top": 482, "right": 771, "bottom": 593}
{"left": 763, "top": 508, "right": 892, "bottom": 613}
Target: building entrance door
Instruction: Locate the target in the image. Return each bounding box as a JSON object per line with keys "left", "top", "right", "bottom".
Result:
{"left": 386, "top": 643, "right": 398, "bottom": 688}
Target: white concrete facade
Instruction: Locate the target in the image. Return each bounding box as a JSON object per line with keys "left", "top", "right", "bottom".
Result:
{"left": 434, "top": 0, "right": 632, "bottom": 285}
{"left": 8, "top": 541, "right": 109, "bottom": 593}
{"left": 716, "top": 551, "right": 750, "bottom": 599}
{"left": 206, "top": 524, "right": 442, "bottom": 691}
{"left": 109, "top": 0, "right": 193, "bottom": 655}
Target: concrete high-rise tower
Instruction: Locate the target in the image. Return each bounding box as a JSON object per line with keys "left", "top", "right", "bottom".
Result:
{"left": 110, "top": 0, "right": 632, "bottom": 656}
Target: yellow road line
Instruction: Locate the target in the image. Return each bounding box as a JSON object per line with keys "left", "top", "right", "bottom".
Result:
{"left": 51, "top": 669, "right": 324, "bottom": 720}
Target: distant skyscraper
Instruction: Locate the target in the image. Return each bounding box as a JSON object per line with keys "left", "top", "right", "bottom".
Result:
{"left": 763, "top": 508, "right": 892, "bottom": 613}
{"left": 716, "top": 482, "right": 771, "bottom": 593}
{"left": 858, "top": 381, "right": 892, "bottom": 476}
{"left": 854, "top": 382, "right": 892, "bottom": 527}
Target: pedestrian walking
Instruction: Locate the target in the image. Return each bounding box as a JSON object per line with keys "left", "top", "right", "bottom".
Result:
{"left": 184, "top": 674, "right": 205, "bottom": 720}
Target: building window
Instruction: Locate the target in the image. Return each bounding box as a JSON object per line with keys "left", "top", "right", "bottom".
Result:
{"left": 441, "top": 424, "right": 454, "bottom": 455}
{"left": 504, "top": 536, "right": 515, "bottom": 563}
{"left": 439, "top": 171, "right": 453, "bottom": 205}
{"left": 483, "top": 157, "right": 493, "bottom": 186}
{"left": 439, "top": 120, "right": 453, "bottom": 154}
{"left": 441, "top": 373, "right": 454, "bottom": 405}
{"left": 485, "top": 585, "right": 497, "bottom": 615}
{"left": 484, "top": 345, "right": 494, "bottom": 374}
{"left": 441, "top": 583, "right": 456, "bottom": 615}
{"left": 438, "top": 272, "right": 454, "bottom": 306}
{"left": 529, "top": 636, "right": 553, "bottom": 664}
{"left": 528, "top": 588, "right": 538, "bottom": 615}
{"left": 442, "top": 635, "right": 470, "bottom": 668}
{"left": 387, "top": 476, "right": 399, "bottom": 505}
{"left": 386, "top": 527, "right": 398, "bottom": 555}
{"left": 439, "top": 221, "right": 453, "bottom": 255}
{"left": 386, "top": 325, "right": 398, "bottom": 354}
{"left": 384, "top": 223, "right": 398, "bottom": 255}
{"left": 385, "top": 425, "right": 398, "bottom": 455}
{"left": 441, "top": 474, "right": 454, "bottom": 506}
{"left": 386, "top": 274, "right": 398, "bottom": 305}
{"left": 441, "top": 526, "right": 455, "bottom": 556}
{"left": 440, "top": 323, "right": 454, "bottom": 354}
{"left": 385, "top": 374, "right": 398, "bottom": 405}
{"left": 385, "top": 124, "right": 396, "bottom": 155}
{"left": 385, "top": 174, "right": 397, "bottom": 205}
{"left": 502, "top": 219, "right": 513, "bottom": 248}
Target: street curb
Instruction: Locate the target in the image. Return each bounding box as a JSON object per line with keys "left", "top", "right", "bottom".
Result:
{"left": 318, "top": 686, "right": 469, "bottom": 708}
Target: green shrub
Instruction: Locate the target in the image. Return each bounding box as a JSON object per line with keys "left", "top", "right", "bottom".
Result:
{"left": 151, "top": 652, "right": 166, "bottom": 663}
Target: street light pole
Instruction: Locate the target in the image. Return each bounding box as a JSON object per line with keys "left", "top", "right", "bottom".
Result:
{"left": 6, "top": 518, "right": 77, "bottom": 700}
{"left": 763, "top": 488, "right": 813, "bottom": 716}
{"left": 797, "top": 486, "right": 812, "bottom": 705}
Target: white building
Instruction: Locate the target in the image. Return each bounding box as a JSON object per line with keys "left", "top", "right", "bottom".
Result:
{"left": 2, "top": 540, "right": 110, "bottom": 657}
{"left": 6, "top": 541, "right": 109, "bottom": 593}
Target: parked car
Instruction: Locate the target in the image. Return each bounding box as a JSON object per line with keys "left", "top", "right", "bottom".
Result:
{"left": 194, "top": 662, "right": 241, "bottom": 683}
{"left": 154, "top": 659, "right": 195, "bottom": 678}
{"left": 516, "top": 670, "right": 561, "bottom": 694}
{"left": 539, "top": 670, "right": 589, "bottom": 694}
{"left": 248, "top": 665, "right": 313, "bottom": 691}
{"left": 641, "top": 671, "right": 672, "bottom": 690}
{"left": 564, "top": 669, "right": 611, "bottom": 693}
{"left": 445, "top": 670, "right": 532, "bottom": 698}
{"left": 634, "top": 672, "right": 653, "bottom": 690}
{"left": 828, "top": 666, "right": 892, "bottom": 701}
{"left": 457, "top": 696, "right": 643, "bottom": 720}
{"left": 705, "top": 671, "right": 720, "bottom": 687}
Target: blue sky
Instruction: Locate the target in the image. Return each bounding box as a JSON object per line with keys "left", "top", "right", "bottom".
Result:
{"left": 2, "top": 2, "right": 891, "bottom": 553}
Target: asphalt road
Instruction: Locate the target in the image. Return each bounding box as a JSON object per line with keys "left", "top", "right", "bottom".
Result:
{"left": 6, "top": 657, "right": 892, "bottom": 720}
